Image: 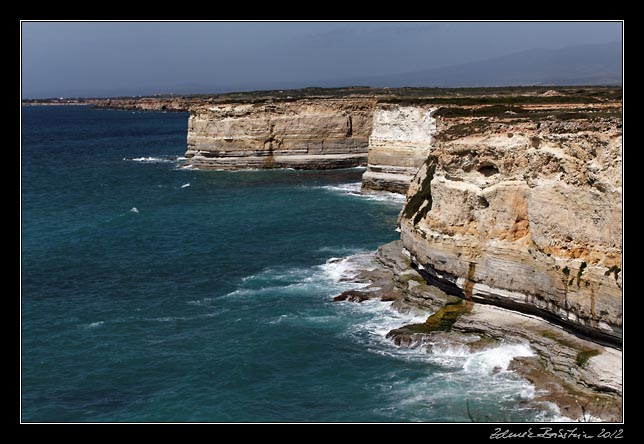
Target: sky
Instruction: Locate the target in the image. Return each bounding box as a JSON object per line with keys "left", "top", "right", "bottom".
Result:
{"left": 21, "top": 21, "right": 622, "bottom": 98}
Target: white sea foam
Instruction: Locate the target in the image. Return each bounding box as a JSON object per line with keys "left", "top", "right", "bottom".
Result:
{"left": 318, "top": 252, "right": 376, "bottom": 282}
{"left": 322, "top": 182, "right": 362, "bottom": 195}
{"left": 200, "top": 308, "right": 230, "bottom": 318}
{"left": 367, "top": 340, "right": 540, "bottom": 420}
{"left": 269, "top": 314, "right": 289, "bottom": 324}
{"left": 221, "top": 285, "right": 304, "bottom": 299}
{"left": 84, "top": 321, "right": 104, "bottom": 329}
{"left": 463, "top": 343, "right": 534, "bottom": 374}
{"left": 580, "top": 413, "right": 605, "bottom": 422}
{"left": 224, "top": 168, "right": 261, "bottom": 172}
{"left": 357, "top": 313, "right": 535, "bottom": 377}
{"left": 240, "top": 266, "right": 310, "bottom": 286}
{"left": 144, "top": 309, "right": 230, "bottom": 323}
{"left": 320, "top": 258, "right": 361, "bottom": 282}
{"left": 319, "top": 182, "right": 406, "bottom": 204}
{"left": 219, "top": 252, "right": 376, "bottom": 303}
{"left": 347, "top": 299, "right": 428, "bottom": 339}
{"left": 130, "top": 207, "right": 139, "bottom": 213}
{"left": 153, "top": 316, "right": 185, "bottom": 322}
{"left": 533, "top": 401, "right": 605, "bottom": 422}
{"left": 125, "top": 156, "right": 177, "bottom": 163}
{"left": 181, "top": 183, "right": 190, "bottom": 188}
{"left": 533, "top": 402, "right": 572, "bottom": 422}
{"left": 299, "top": 315, "right": 339, "bottom": 324}
{"left": 187, "top": 297, "right": 215, "bottom": 306}
{"left": 361, "top": 191, "right": 407, "bottom": 203}
{"left": 316, "top": 246, "right": 369, "bottom": 256}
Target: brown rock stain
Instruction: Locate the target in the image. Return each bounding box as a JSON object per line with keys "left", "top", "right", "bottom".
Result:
{"left": 493, "top": 188, "right": 531, "bottom": 243}
{"left": 463, "top": 262, "right": 476, "bottom": 300}
{"left": 540, "top": 245, "right": 622, "bottom": 267}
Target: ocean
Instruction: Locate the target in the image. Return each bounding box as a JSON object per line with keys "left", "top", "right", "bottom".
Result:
{"left": 21, "top": 106, "right": 555, "bottom": 422}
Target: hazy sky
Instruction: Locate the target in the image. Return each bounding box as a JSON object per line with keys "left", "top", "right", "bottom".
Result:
{"left": 21, "top": 21, "right": 622, "bottom": 98}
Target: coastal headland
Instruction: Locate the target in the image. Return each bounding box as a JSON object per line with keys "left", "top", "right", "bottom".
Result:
{"left": 24, "top": 85, "right": 623, "bottom": 420}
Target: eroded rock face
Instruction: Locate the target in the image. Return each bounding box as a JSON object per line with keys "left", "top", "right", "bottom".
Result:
{"left": 400, "top": 109, "right": 623, "bottom": 344}
{"left": 362, "top": 104, "right": 437, "bottom": 194}
{"left": 184, "top": 99, "right": 375, "bottom": 169}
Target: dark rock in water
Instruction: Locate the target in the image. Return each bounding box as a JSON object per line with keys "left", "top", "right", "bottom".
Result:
{"left": 389, "top": 333, "right": 416, "bottom": 348}
{"left": 387, "top": 298, "right": 472, "bottom": 347}
{"left": 333, "top": 290, "right": 371, "bottom": 303}
{"left": 380, "top": 293, "right": 399, "bottom": 302}
{"left": 424, "top": 299, "right": 473, "bottom": 332}
{"left": 385, "top": 323, "right": 433, "bottom": 347}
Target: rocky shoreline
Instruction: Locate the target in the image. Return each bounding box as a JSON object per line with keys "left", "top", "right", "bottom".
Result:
{"left": 25, "top": 86, "right": 622, "bottom": 420}
{"left": 332, "top": 240, "right": 622, "bottom": 421}
{"left": 180, "top": 88, "right": 622, "bottom": 361}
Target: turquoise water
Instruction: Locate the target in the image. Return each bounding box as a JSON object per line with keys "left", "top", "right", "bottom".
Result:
{"left": 21, "top": 106, "right": 548, "bottom": 422}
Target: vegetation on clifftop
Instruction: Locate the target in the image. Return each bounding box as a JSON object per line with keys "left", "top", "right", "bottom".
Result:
{"left": 23, "top": 85, "right": 622, "bottom": 107}
{"left": 604, "top": 265, "right": 621, "bottom": 281}
{"left": 403, "top": 155, "right": 438, "bottom": 225}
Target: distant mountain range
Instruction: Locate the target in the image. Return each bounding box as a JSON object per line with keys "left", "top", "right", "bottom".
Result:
{"left": 29, "top": 40, "right": 621, "bottom": 99}
{"left": 336, "top": 41, "right": 622, "bottom": 88}
{"left": 221, "top": 41, "right": 622, "bottom": 94}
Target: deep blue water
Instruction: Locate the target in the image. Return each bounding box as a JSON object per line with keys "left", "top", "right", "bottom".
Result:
{"left": 22, "top": 106, "right": 551, "bottom": 422}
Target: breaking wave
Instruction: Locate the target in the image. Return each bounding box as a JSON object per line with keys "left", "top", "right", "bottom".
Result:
{"left": 124, "top": 156, "right": 181, "bottom": 163}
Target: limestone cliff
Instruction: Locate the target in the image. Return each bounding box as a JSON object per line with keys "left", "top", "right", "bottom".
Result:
{"left": 184, "top": 99, "right": 375, "bottom": 169}
{"left": 362, "top": 104, "right": 437, "bottom": 194}
{"left": 399, "top": 103, "right": 623, "bottom": 345}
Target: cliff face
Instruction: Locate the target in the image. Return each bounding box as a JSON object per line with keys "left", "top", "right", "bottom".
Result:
{"left": 399, "top": 105, "right": 622, "bottom": 344}
{"left": 184, "top": 99, "right": 375, "bottom": 169}
{"left": 362, "top": 105, "right": 437, "bottom": 194}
